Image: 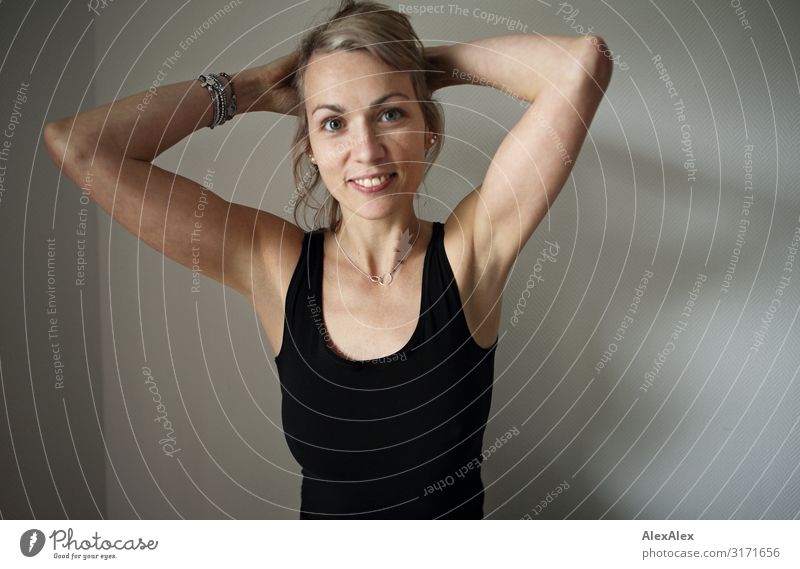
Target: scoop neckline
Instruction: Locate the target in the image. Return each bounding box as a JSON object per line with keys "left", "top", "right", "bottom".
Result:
{"left": 316, "top": 221, "right": 438, "bottom": 367}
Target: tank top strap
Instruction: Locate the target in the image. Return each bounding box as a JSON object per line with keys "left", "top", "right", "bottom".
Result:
{"left": 305, "top": 228, "right": 325, "bottom": 295}
{"left": 276, "top": 228, "right": 321, "bottom": 364}
{"left": 421, "top": 220, "right": 497, "bottom": 352}
{"left": 286, "top": 228, "right": 320, "bottom": 313}
{"left": 419, "top": 220, "right": 464, "bottom": 343}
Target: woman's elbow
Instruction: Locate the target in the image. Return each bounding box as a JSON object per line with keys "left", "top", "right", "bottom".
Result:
{"left": 43, "top": 121, "right": 68, "bottom": 168}
{"left": 44, "top": 119, "right": 92, "bottom": 178}
{"left": 572, "top": 35, "right": 614, "bottom": 92}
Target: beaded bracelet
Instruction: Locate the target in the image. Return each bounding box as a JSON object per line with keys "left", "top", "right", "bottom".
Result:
{"left": 218, "top": 72, "right": 237, "bottom": 120}
{"left": 197, "top": 72, "right": 237, "bottom": 129}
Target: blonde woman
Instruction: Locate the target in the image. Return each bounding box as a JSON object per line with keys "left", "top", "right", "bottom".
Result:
{"left": 44, "top": 0, "right": 611, "bottom": 519}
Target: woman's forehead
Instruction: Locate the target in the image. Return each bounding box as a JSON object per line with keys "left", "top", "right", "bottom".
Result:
{"left": 303, "top": 50, "right": 415, "bottom": 105}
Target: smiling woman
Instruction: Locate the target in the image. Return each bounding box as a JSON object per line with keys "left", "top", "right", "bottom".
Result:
{"left": 271, "top": 0, "right": 610, "bottom": 520}
{"left": 43, "top": 0, "right": 610, "bottom": 520}
{"left": 287, "top": 5, "right": 444, "bottom": 237}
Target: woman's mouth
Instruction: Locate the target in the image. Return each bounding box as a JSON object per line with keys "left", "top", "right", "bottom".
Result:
{"left": 348, "top": 172, "right": 397, "bottom": 194}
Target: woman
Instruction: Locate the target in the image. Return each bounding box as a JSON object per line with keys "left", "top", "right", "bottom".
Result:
{"left": 44, "top": 0, "right": 611, "bottom": 519}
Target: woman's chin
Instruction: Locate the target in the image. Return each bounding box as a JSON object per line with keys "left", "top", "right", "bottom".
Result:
{"left": 343, "top": 198, "right": 400, "bottom": 219}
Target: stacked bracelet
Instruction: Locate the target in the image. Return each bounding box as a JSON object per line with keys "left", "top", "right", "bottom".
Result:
{"left": 197, "top": 72, "right": 238, "bottom": 129}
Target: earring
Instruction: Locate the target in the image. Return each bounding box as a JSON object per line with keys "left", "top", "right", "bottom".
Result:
{"left": 427, "top": 134, "right": 437, "bottom": 154}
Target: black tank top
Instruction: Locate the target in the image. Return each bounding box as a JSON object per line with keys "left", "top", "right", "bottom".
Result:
{"left": 274, "top": 220, "right": 499, "bottom": 519}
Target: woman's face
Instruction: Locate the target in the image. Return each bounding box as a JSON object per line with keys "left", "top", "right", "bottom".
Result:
{"left": 303, "top": 49, "right": 430, "bottom": 220}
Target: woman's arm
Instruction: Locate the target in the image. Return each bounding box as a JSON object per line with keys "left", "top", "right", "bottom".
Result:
{"left": 425, "top": 34, "right": 612, "bottom": 281}
{"left": 426, "top": 34, "right": 607, "bottom": 105}
{"left": 43, "top": 52, "right": 301, "bottom": 301}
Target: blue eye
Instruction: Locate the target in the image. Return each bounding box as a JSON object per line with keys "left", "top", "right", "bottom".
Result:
{"left": 322, "top": 117, "right": 343, "bottom": 132}
{"left": 382, "top": 108, "right": 403, "bottom": 121}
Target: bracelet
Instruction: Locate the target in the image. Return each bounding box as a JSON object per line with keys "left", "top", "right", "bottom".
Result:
{"left": 198, "top": 74, "right": 224, "bottom": 128}
{"left": 197, "top": 72, "right": 237, "bottom": 129}
{"left": 218, "top": 72, "right": 237, "bottom": 121}
{"left": 201, "top": 73, "right": 227, "bottom": 128}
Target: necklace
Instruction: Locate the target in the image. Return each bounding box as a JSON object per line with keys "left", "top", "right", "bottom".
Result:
{"left": 333, "top": 218, "right": 422, "bottom": 286}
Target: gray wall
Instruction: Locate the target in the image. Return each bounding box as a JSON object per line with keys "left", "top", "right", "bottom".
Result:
{"left": 0, "top": 0, "right": 105, "bottom": 519}
{"left": 2, "top": 0, "right": 799, "bottom": 519}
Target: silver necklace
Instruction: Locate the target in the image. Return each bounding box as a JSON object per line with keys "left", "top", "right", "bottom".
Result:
{"left": 333, "top": 219, "right": 421, "bottom": 286}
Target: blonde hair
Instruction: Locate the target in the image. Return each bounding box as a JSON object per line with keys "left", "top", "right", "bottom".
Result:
{"left": 288, "top": 0, "right": 444, "bottom": 233}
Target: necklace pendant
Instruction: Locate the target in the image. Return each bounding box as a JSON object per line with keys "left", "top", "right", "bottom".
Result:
{"left": 369, "top": 275, "right": 382, "bottom": 284}
{"left": 380, "top": 272, "right": 393, "bottom": 286}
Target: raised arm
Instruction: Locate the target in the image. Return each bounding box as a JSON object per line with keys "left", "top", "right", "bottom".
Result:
{"left": 426, "top": 34, "right": 612, "bottom": 281}
{"left": 43, "top": 52, "right": 301, "bottom": 300}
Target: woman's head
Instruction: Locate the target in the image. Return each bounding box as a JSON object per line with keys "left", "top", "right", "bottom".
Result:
{"left": 289, "top": 0, "right": 444, "bottom": 232}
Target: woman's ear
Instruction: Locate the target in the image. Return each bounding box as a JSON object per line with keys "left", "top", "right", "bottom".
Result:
{"left": 426, "top": 131, "right": 438, "bottom": 153}
{"left": 305, "top": 143, "right": 315, "bottom": 164}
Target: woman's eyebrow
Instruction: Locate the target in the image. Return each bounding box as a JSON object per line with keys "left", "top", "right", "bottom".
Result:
{"left": 311, "top": 92, "right": 411, "bottom": 116}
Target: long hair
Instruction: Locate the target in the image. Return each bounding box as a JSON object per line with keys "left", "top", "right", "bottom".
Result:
{"left": 288, "top": 0, "right": 445, "bottom": 233}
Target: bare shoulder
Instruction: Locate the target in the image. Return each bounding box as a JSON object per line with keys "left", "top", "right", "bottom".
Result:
{"left": 260, "top": 216, "right": 306, "bottom": 300}
{"left": 443, "top": 209, "right": 472, "bottom": 285}
{"left": 252, "top": 215, "right": 305, "bottom": 352}
{"left": 442, "top": 187, "right": 484, "bottom": 289}
{"left": 443, "top": 192, "right": 504, "bottom": 348}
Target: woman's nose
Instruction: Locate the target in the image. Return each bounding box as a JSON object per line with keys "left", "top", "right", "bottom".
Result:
{"left": 350, "top": 127, "right": 386, "bottom": 163}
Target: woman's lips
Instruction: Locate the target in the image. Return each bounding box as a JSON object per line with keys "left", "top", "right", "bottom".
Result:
{"left": 348, "top": 173, "right": 397, "bottom": 194}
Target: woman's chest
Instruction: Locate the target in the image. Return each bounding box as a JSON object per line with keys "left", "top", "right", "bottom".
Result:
{"left": 320, "top": 268, "right": 423, "bottom": 362}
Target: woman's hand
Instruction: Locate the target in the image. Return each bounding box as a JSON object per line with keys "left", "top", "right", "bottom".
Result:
{"left": 238, "top": 51, "right": 301, "bottom": 116}
{"left": 423, "top": 45, "right": 460, "bottom": 93}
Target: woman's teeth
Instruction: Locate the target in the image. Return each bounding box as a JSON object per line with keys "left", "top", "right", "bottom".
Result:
{"left": 352, "top": 174, "right": 391, "bottom": 187}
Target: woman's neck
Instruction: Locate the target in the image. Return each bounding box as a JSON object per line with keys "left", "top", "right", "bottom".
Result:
{"left": 329, "top": 211, "right": 425, "bottom": 277}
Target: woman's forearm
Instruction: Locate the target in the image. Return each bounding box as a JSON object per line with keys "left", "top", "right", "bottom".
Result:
{"left": 45, "top": 53, "right": 298, "bottom": 170}
{"left": 426, "top": 34, "right": 606, "bottom": 102}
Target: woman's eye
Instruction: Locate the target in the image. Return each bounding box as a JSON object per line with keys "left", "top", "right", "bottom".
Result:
{"left": 321, "top": 109, "right": 402, "bottom": 132}
{"left": 382, "top": 108, "right": 403, "bottom": 121}
{"left": 322, "top": 117, "right": 343, "bottom": 132}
